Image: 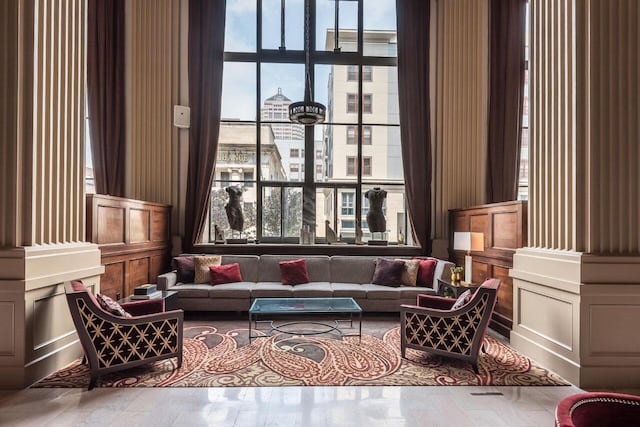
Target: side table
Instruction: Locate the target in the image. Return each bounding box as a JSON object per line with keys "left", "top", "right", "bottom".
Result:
{"left": 119, "top": 290, "right": 179, "bottom": 311}
{"left": 437, "top": 279, "right": 479, "bottom": 299}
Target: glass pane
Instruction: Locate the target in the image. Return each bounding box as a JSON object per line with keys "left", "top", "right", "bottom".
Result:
{"left": 260, "top": 124, "right": 288, "bottom": 181}
{"left": 360, "top": 185, "right": 406, "bottom": 244}
{"left": 225, "top": 0, "right": 257, "bottom": 52}
{"left": 316, "top": 1, "right": 358, "bottom": 52}
{"left": 316, "top": 64, "right": 359, "bottom": 124}
{"left": 262, "top": 187, "right": 282, "bottom": 237}
{"left": 283, "top": 187, "right": 303, "bottom": 237}
{"left": 315, "top": 187, "right": 335, "bottom": 239}
{"left": 261, "top": 63, "right": 305, "bottom": 123}
{"left": 222, "top": 62, "right": 256, "bottom": 121}
{"left": 314, "top": 125, "right": 357, "bottom": 183}
{"left": 337, "top": 188, "right": 356, "bottom": 239}
{"left": 363, "top": 66, "right": 399, "bottom": 125}
{"left": 361, "top": 125, "right": 402, "bottom": 183}
{"left": 209, "top": 183, "right": 257, "bottom": 241}
{"left": 363, "top": 0, "right": 397, "bottom": 57}
{"left": 215, "top": 122, "right": 258, "bottom": 185}
{"left": 314, "top": 136, "right": 326, "bottom": 182}
{"left": 262, "top": 0, "right": 303, "bottom": 50}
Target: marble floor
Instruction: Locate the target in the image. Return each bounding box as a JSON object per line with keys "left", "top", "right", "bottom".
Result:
{"left": 0, "top": 384, "right": 583, "bottom": 426}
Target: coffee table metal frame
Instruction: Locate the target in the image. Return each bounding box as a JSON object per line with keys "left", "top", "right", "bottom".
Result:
{"left": 248, "top": 297, "right": 362, "bottom": 344}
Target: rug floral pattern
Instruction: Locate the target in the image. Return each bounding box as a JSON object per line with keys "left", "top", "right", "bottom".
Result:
{"left": 35, "top": 325, "right": 567, "bottom": 388}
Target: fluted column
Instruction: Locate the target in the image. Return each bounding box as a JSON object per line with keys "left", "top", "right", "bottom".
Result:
{"left": 125, "top": 0, "right": 181, "bottom": 211}
{"left": 511, "top": 0, "right": 640, "bottom": 388}
{"left": 0, "top": 0, "right": 103, "bottom": 388}
{"left": 431, "top": 0, "right": 490, "bottom": 257}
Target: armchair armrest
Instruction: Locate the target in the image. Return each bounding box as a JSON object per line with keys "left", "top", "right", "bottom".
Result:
{"left": 157, "top": 271, "right": 177, "bottom": 290}
{"left": 121, "top": 298, "right": 165, "bottom": 316}
{"left": 417, "top": 293, "right": 456, "bottom": 310}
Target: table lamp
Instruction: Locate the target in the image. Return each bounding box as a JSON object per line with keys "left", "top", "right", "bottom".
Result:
{"left": 453, "top": 232, "right": 484, "bottom": 283}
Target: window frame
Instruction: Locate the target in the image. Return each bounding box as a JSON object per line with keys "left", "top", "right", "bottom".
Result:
{"left": 209, "top": 0, "right": 408, "bottom": 245}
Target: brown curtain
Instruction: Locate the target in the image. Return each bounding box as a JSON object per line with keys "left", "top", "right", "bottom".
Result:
{"left": 87, "top": 0, "right": 126, "bottom": 197}
{"left": 486, "top": 0, "right": 527, "bottom": 203}
{"left": 396, "top": 0, "right": 432, "bottom": 253}
{"left": 184, "top": 0, "right": 226, "bottom": 250}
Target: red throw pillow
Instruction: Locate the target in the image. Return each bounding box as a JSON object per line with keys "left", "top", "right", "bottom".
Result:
{"left": 413, "top": 257, "right": 438, "bottom": 287}
{"left": 209, "top": 263, "right": 243, "bottom": 285}
{"left": 279, "top": 259, "right": 310, "bottom": 285}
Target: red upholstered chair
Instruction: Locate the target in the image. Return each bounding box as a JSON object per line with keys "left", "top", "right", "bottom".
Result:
{"left": 65, "top": 280, "right": 184, "bottom": 390}
{"left": 555, "top": 392, "right": 640, "bottom": 427}
{"left": 400, "top": 278, "right": 500, "bottom": 373}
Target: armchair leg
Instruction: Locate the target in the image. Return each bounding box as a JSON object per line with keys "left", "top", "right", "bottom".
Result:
{"left": 472, "top": 363, "right": 480, "bottom": 375}
{"left": 88, "top": 372, "right": 99, "bottom": 390}
{"left": 177, "top": 353, "right": 183, "bottom": 369}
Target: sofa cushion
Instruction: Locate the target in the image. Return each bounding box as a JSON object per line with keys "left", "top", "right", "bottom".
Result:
{"left": 371, "top": 258, "right": 405, "bottom": 287}
{"left": 171, "top": 284, "right": 214, "bottom": 298}
{"left": 330, "top": 256, "right": 377, "bottom": 284}
{"left": 174, "top": 256, "right": 195, "bottom": 283}
{"left": 209, "top": 263, "right": 243, "bottom": 285}
{"left": 396, "top": 259, "right": 420, "bottom": 286}
{"left": 221, "top": 255, "right": 259, "bottom": 282}
{"left": 413, "top": 258, "right": 438, "bottom": 287}
{"left": 362, "top": 284, "right": 402, "bottom": 299}
{"left": 208, "top": 282, "right": 253, "bottom": 298}
{"left": 259, "top": 255, "right": 330, "bottom": 282}
{"left": 291, "top": 282, "right": 332, "bottom": 297}
{"left": 399, "top": 286, "right": 437, "bottom": 299}
{"left": 252, "top": 282, "right": 294, "bottom": 298}
{"left": 194, "top": 255, "right": 222, "bottom": 283}
{"left": 279, "top": 259, "right": 310, "bottom": 285}
{"left": 330, "top": 283, "right": 367, "bottom": 298}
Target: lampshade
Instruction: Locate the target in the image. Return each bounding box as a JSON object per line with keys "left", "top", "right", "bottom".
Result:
{"left": 453, "top": 232, "right": 484, "bottom": 252}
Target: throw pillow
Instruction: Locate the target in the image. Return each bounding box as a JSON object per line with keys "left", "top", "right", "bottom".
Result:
{"left": 371, "top": 258, "right": 405, "bottom": 287}
{"left": 451, "top": 289, "right": 473, "bottom": 310}
{"left": 193, "top": 255, "right": 222, "bottom": 283}
{"left": 209, "top": 263, "right": 243, "bottom": 285}
{"left": 96, "top": 294, "right": 132, "bottom": 318}
{"left": 395, "top": 259, "right": 420, "bottom": 286}
{"left": 413, "top": 257, "right": 438, "bottom": 287}
{"left": 279, "top": 259, "right": 310, "bottom": 285}
{"left": 174, "top": 256, "right": 195, "bottom": 283}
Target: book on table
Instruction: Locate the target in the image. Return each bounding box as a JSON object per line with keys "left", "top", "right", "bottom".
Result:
{"left": 130, "top": 290, "right": 163, "bottom": 300}
{"left": 134, "top": 284, "right": 157, "bottom": 295}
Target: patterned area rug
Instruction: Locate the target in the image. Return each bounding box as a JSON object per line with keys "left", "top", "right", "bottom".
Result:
{"left": 35, "top": 321, "right": 568, "bottom": 388}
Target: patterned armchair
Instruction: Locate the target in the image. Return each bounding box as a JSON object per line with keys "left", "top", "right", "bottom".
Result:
{"left": 400, "top": 278, "right": 500, "bottom": 373}
{"left": 65, "top": 280, "right": 184, "bottom": 390}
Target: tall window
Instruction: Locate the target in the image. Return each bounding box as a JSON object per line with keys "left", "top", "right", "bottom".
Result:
{"left": 212, "top": 0, "right": 408, "bottom": 244}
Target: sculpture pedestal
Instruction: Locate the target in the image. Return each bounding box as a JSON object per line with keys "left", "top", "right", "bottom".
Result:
{"left": 225, "top": 238, "right": 248, "bottom": 244}
{"left": 367, "top": 240, "right": 388, "bottom": 246}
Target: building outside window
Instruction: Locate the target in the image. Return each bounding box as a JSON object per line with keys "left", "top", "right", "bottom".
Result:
{"left": 210, "top": 0, "right": 409, "bottom": 244}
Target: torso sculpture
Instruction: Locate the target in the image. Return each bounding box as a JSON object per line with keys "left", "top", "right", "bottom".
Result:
{"left": 224, "top": 186, "right": 244, "bottom": 233}
{"left": 364, "top": 187, "right": 387, "bottom": 233}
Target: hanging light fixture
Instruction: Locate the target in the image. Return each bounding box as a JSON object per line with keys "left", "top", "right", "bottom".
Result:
{"left": 289, "top": 0, "right": 326, "bottom": 125}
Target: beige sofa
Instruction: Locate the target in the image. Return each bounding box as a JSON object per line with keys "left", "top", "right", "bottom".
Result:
{"left": 157, "top": 255, "right": 455, "bottom": 312}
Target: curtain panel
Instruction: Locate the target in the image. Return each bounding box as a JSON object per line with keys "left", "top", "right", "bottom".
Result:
{"left": 184, "top": 0, "right": 226, "bottom": 250}
{"left": 486, "top": 0, "right": 527, "bottom": 203}
{"left": 87, "top": 0, "right": 126, "bottom": 197}
{"left": 396, "top": 0, "right": 432, "bottom": 253}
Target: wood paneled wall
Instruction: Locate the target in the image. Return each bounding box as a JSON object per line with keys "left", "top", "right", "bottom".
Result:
{"left": 450, "top": 201, "right": 527, "bottom": 337}
{"left": 125, "top": 0, "right": 180, "bottom": 209}
{"left": 87, "top": 195, "right": 172, "bottom": 300}
{"left": 0, "top": 0, "right": 85, "bottom": 247}
{"left": 432, "top": 0, "right": 490, "bottom": 249}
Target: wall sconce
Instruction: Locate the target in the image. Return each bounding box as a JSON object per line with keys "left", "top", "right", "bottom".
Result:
{"left": 453, "top": 232, "right": 484, "bottom": 283}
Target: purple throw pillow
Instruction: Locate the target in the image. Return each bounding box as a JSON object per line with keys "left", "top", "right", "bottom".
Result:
{"left": 371, "top": 258, "right": 405, "bottom": 287}
{"left": 174, "top": 256, "right": 195, "bottom": 283}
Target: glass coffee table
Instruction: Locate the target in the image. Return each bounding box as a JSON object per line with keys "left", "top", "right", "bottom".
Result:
{"left": 248, "top": 297, "right": 362, "bottom": 343}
